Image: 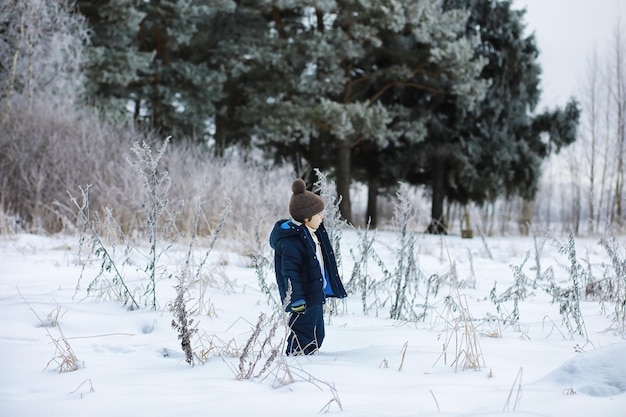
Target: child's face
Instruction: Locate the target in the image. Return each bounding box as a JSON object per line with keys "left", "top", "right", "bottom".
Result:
{"left": 304, "top": 212, "right": 323, "bottom": 230}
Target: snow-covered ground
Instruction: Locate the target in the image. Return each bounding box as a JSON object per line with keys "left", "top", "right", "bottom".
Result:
{"left": 1, "top": 230, "right": 625, "bottom": 417}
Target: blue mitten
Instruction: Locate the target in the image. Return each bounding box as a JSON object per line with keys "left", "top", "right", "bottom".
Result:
{"left": 291, "top": 299, "right": 306, "bottom": 314}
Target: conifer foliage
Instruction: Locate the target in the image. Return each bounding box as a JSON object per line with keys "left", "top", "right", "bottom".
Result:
{"left": 0, "top": 0, "right": 582, "bottom": 234}
{"left": 414, "top": 0, "right": 580, "bottom": 233}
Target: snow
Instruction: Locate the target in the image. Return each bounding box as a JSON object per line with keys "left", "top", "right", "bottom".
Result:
{"left": 542, "top": 342, "right": 626, "bottom": 398}
{"left": 1, "top": 231, "right": 625, "bottom": 417}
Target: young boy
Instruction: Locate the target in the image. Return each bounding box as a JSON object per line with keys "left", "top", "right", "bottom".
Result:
{"left": 269, "top": 178, "right": 347, "bottom": 355}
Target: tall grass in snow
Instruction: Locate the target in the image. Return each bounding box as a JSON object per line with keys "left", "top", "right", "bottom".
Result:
{"left": 598, "top": 228, "right": 626, "bottom": 333}
{"left": 348, "top": 183, "right": 443, "bottom": 322}
{"left": 71, "top": 139, "right": 185, "bottom": 311}
{"left": 70, "top": 185, "right": 140, "bottom": 310}
{"left": 72, "top": 138, "right": 237, "bottom": 311}
{"left": 348, "top": 224, "right": 378, "bottom": 315}
{"left": 545, "top": 229, "right": 588, "bottom": 339}
{"left": 313, "top": 168, "right": 346, "bottom": 268}
{"left": 131, "top": 138, "right": 183, "bottom": 310}
{"left": 313, "top": 168, "right": 348, "bottom": 316}
{"left": 389, "top": 183, "right": 420, "bottom": 320}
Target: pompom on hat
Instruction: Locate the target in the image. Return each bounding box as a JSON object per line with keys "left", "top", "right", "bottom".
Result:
{"left": 289, "top": 178, "right": 325, "bottom": 222}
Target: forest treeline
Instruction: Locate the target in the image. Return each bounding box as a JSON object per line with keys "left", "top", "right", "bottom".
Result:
{"left": 0, "top": 0, "right": 622, "bottom": 237}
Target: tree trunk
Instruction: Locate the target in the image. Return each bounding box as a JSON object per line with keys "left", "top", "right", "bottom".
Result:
{"left": 586, "top": 51, "right": 599, "bottom": 234}
{"left": 599, "top": 71, "right": 613, "bottom": 229}
{"left": 214, "top": 111, "right": 226, "bottom": 157}
{"left": 306, "top": 135, "right": 323, "bottom": 184}
{"left": 613, "top": 115, "right": 624, "bottom": 231}
{"left": 461, "top": 205, "right": 473, "bottom": 238}
{"left": 366, "top": 172, "right": 379, "bottom": 228}
{"left": 26, "top": 3, "right": 34, "bottom": 114}
{"left": 612, "top": 24, "right": 625, "bottom": 231}
{"left": 335, "top": 137, "right": 352, "bottom": 223}
{"left": 428, "top": 153, "right": 447, "bottom": 234}
{"left": 518, "top": 199, "right": 533, "bottom": 236}
{"left": 2, "top": 4, "right": 26, "bottom": 127}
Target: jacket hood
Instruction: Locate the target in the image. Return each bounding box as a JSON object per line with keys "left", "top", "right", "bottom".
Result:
{"left": 269, "top": 219, "right": 301, "bottom": 249}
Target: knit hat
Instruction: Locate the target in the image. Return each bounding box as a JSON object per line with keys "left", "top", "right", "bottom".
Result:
{"left": 289, "top": 178, "right": 325, "bottom": 222}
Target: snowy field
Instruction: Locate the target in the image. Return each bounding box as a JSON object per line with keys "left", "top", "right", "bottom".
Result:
{"left": 1, "top": 230, "right": 625, "bottom": 417}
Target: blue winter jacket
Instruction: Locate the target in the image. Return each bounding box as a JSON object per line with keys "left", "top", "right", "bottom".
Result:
{"left": 269, "top": 219, "right": 347, "bottom": 311}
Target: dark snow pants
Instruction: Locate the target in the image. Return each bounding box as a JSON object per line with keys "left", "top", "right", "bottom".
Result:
{"left": 286, "top": 304, "right": 325, "bottom": 355}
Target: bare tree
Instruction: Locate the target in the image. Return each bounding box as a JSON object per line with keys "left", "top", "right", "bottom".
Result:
{"left": 0, "top": 0, "right": 88, "bottom": 116}
{"left": 610, "top": 19, "right": 626, "bottom": 231}
{"left": 601, "top": 58, "right": 616, "bottom": 228}
{"left": 582, "top": 49, "right": 601, "bottom": 233}
{"left": 1, "top": 0, "right": 27, "bottom": 124}
{"left": 596, "top": 53, "right": 613, "bottom": 231}
{"left": 545, "top": 16, "right": 626, "bottom": 235}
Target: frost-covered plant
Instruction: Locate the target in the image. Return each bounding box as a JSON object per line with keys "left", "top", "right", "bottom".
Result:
{"left": 170, "top": 193, "right": 232, "bottom": 365}
{"left": 171, "top": 271, "right": 198, "bottom": 366}
{"left": 420, "top": 273, "right": 443, "bottom": 322}
{"left": 348, "top": 223, "right": 377, "bottom": 315}
{"left": 71, "top": 138, "right": 185, "bottom": 311}
{"left": 185, "top": 196, "right": 231, "bottom": 316}
{"left": 598, "top": 228, "right": 626, "bottom": 333}
{"left": 349, "top": 222, "right": 416, "bottom": 318}
{"left": 490, "top": 251, "right": 531, "bottom": 326}
{"left": 70, "top": 185, "right": 140, "bottom": 310}
{"left": 389, "top": 183, "right": 420, "bottom": 320}
{"left": 348, "top": 183, "right": 431, "bottom": 321}
{"left": 532, "top": 234, "right": 544, "bottom": 285}
{"left": 313, "top": 168, "right": 345, "bottom": 268}
{"left": 250, "top": 222, "right": 279, "bottom": 308}
{"left": 545, "top": 229, "right": 588, "bottom": 339}
{"left": 130, "top": 138, "right": 184, "bottom": 310}
{"left": 236, "top": 312, "right": 281, "bottom": 380}
{"left": 313, "top": 168, "right": 349, "bottom": 316}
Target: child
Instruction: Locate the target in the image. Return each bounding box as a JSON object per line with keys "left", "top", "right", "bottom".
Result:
{"left": 269, "top": 178, "right": 347, "bottom": 355}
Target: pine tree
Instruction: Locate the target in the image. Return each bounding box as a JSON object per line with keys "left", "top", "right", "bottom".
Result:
{"left": 135, "top": 0, "right": 234, "bottom": 137}
{"left": 76, "top": 0, "right": 153, "bottom": 118}
{"left": 406, "top": 0, "right": 579, "bottom": 233}
{"left": 242, "top": 1, "right": 487, "bottom": 223}
{"left": 77, "top": 0, "right": 235, "bottom": 137}
{"left": 204, "top": 0, "right": 277, "bottom": 155}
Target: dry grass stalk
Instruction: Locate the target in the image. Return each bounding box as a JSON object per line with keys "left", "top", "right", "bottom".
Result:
{"left": 429, "top": 389, "right": 441, "bottom": 413}
{"left": 69, "top": 379, "right": 95, "bottom": 398}
{"left": 398, "top": 342, "right": 408, "bottom": 372}
{"left": 319, "top": 383, "right": 343, "bottom": 413}
{"left": 46, "top": 326, "right": 81, "bottom": 373}
{"left": 283, "top": 365, "right": 342, "bottom": 412}
{"left": 503, "top": 367, "right": 523, "bottom": 411}
{"left": 37, "top": 305, "right": 63, "bottom": 328}
{"left": 433, "top": 243, "right": 486, "bottom": 371}
{"left": 18, "top": 287, "right": 81, "bottom": 373}
{"left": 453, "top": 295, "right": 484, "bottom": 370}
{"left": 236, "top": 312, "right": 281, "bottom": 380}
{"left": 195, "top": 333, "right": 240, "bottom": 361}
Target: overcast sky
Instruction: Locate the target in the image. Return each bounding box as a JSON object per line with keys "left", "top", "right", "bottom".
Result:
{"left": 513, "top": 0, "right": 625, "bottom": 110}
